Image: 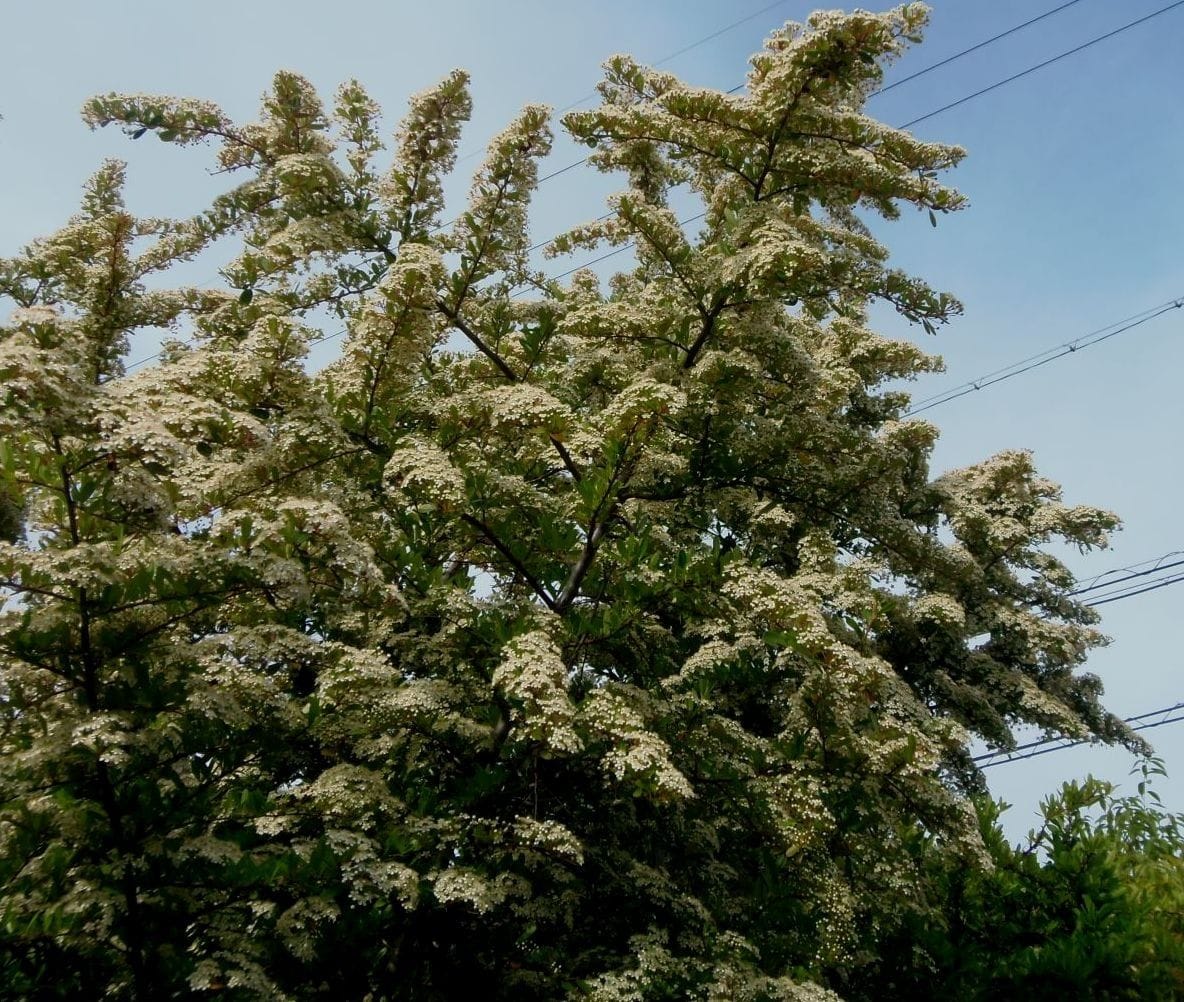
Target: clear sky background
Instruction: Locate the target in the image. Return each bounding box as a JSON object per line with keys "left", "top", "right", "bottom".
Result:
{"left": 2, "top": 0, "right": 1181, "bottom": 838}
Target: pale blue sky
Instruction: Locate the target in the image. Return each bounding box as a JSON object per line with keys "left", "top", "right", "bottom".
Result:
{"left": 3, "top": 0, "right": 1182, "bottom": 836}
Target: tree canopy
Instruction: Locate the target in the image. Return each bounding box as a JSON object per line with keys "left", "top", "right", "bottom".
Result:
{"left": 0, "top": 4, "right": 1160, "bottom": 998}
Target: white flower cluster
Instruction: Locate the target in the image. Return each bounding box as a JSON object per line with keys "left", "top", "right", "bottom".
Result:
{"left": 0, "top": 323, "right": 89, "bottom": 433}
{"left": 599, "top": 377, "right": 685, "bottom": 434}
{"left": 382, "top": 69, "right": 471, "bottom": 234}
{"left": 276, "top": 896, "right": 341, "bottom": 962}
{"left": 289, "top": 763, "right": 404, "bottom": 833}
{"left": 581, "top": 687, "right": 693, "bottom": 800}
{"left": 326, "top": 829, "right": 420, "bottom": 909}
{"left": 384, "top": 436, "right": 468, "bottom": 507}
{"left": 492, "top": 630, "right": 583, "bottom": 756}
{"left": 722, "top": 564, "right": 836, "bottom": 656}
{"left": 511, "top": 816, "right": 585, "bottom": 866}
{"left": 912, "top": 592, "right": 965, "bottom": 629}
{"left": 486, "top": 383, "right": 571, "bottom": 434}
{"left": 431, "top": 867, "right": 523, "bottom": 914}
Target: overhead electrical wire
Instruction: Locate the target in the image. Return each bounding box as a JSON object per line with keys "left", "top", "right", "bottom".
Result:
{"left": 646, "top": 0, "right": 791, "bottom": 72}
{"left": 458, "top": 0, "right": 1128, "bottom": 250}
{"left": 1071, "top": 553, "right": 1184, "bottom": 608}
{"left": 540, "top": 2, "right": 1180, "bottom": 187}
{"left": 125, "top": 0, "right": 1181, "bottom": 369}
{"left": 902, "top": 297, "right": 1184, "bottom": 417}
{"left": 959, "top": 545, "right": 1184, "bottom": 768}
{"left": 1087, "top": 570, "right": 1184, "bottom": 608}
{"left": 527, "top": 3, "right": 1184, "bottom": 303}
{"left": 900, "top": 0, "right": 1184, "bottom": 130}
{"left": 1060, "top": 559, "right": 1184, "bottom": 608}
{"left": 976, "top": 701, "right": 1184, "bottom": 768}
{"left": 1059, "top": 549, "right": 1184, "bottom": 610}
{"left": 969, "top": 546, "right": 1184, "bottom": 769}
{"left": 1071, "top": 550, "right": 1184, "bottom": 597}
{"left": 873, "top": 0, "right": 1087, "bottom": 97}
{"left": 455, "top": 0, "right": 794, "bottom": 166}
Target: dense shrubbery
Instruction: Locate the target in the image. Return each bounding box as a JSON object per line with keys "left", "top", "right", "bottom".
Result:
{"left": 868, "top": 764, "right": 1184, "bottom": 1000}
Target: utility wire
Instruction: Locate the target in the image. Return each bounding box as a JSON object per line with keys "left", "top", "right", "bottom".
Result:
{"left": 977, "top": 702, "right": 1184, "bottom": 768}
{"left": 982, "top": 701, "right": 1184, "bottom": 761}
{"left": 971, "top": 550, "right": 1184, "bottom": 768}
{"left": 903, "top": 298, "right": 1184, "bottom": 417}
{"left": 967, "top": 550, "right": 1184, "bottom": 768}
{"left": 1074, "top": 567, "right": 1184, "bottom": 605}
{"left": 494, "top": 0, "right": 797, "bottom": 184}
{"left": 1070, "top": 551, "right": 1184, "bottom": 597}
{"left": 531, "top": 4, "right": 1184, "bottom": 304}
{"left": 455, "top": 0, "right": 793, "bottom": 166}
{"left": 127, "top": 1, "right": 1181, "bottom": 370}
{"left": 646, "top": 0, "right": 791, "bottom": 72}
{"left": 535, "top": 0, "right": 1118, "bottom": 186}
{"left": 874, "top": 0, "right": 1086, "bottom": 96}
{"left": 1070, "top": 556, "right": 1184, "bottom": 607}
{"left": 1087, "top": 571, "right": 1184, "bottom": 608}
{"left": 901, "top": 0, "right": 1184, "bottom": 130}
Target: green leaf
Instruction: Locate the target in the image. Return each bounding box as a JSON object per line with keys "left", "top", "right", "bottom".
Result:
{"left": 763, "top": 629, "right": 798, "bottom": 649}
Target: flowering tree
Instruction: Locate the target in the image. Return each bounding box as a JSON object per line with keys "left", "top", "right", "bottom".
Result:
{"left": 0, "top": 5, "right": 1134, "bottom": 998}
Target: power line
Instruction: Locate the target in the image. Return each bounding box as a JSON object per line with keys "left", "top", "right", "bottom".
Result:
{"left": 647, "top": 0, "right": 791, "bottom": 72}
{"left": 1073, "top": 564, "right": 1184, "bottom": 605}
{"left": 976, "top": 701, "right": 1184, "bottom": 768}
{"left": 456, "top": 0, "right": 793, "bottom": 166}
{"left": 528, "top": 4, "right": 1184, "bottom": 302}
{"left": 901, "top": 0, "right": 1184, "bottom": 130}
{"left": 128, "top": 2, "right": 1182, "bottom": 370}
{"left": 902, "top": 298, "right": 1184, "bottom": 418}
{"left": 1070, "top": 550, "right": 1184, "bottom": 597}
{"left": 982, "top": 701, "right": 1184, "bottom": 761}
{"left": 495, "top": 0, "right": 799, "bottom": 184}
{"left": 536, "top": 0, "right": 1120, "bottom": 187}
{"left": 1087, "top": 571, "right": 1184, "bottom": 608}
{"left": 972, "top": 548, "right": 1184, "bottom": 767}
{"left": 1069, "top": 556, "right": 1184, "bottom": 608}
{"left": 966, "top": 549, "right": 1184, "bottom": 768}
{"left": 1021, "top": 548, "right": 1184, "bottom": 608}
{"left": 874, "top": 0, "right": 1087, "bottom": 96}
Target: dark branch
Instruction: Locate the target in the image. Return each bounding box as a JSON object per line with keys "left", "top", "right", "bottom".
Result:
{"left": 461, "top": 513, "right": 557, "bottom": 611}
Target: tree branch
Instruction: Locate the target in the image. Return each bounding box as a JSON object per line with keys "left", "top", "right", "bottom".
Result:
{"left": 436, "top": 299, "right": 519, "bottom": 382}
{"left": 555, "top": 520, "right": 609, "bottom": 614}
{"left": 683, "top": 295, "right": 731, "bottom": 369}
{"left": 461, "top": 513, "right": 557, "bottom": 610}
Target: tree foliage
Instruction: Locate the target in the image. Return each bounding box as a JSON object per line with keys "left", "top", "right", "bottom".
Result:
{"left": 872, "top": 763, "right": 1184, "bottom": 1000}
{"left": 0, "top": 5, "right": 1153, "bottom": 998}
